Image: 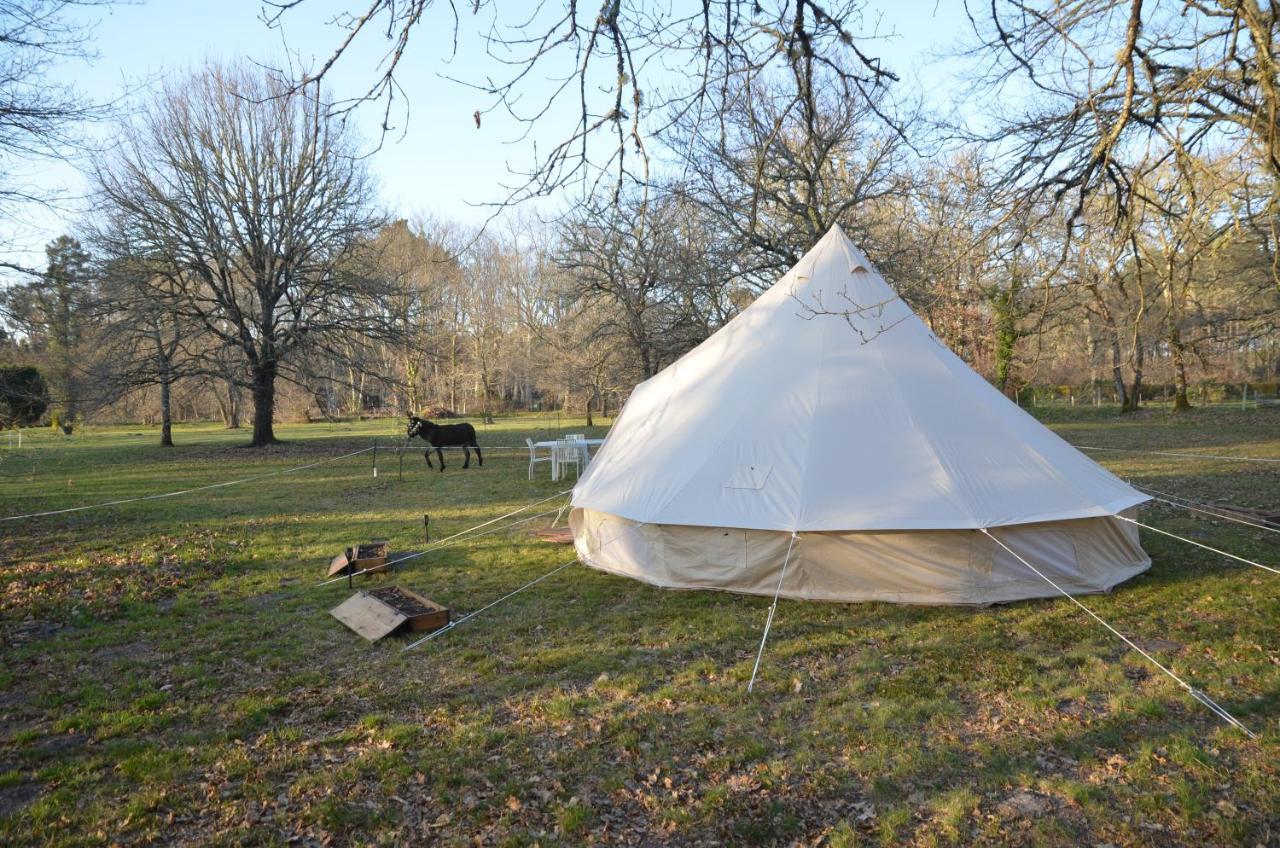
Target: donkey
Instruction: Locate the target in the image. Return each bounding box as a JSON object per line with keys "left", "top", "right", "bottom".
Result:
{"left": 407, "top": 415, "right": 483, "bottom": 472}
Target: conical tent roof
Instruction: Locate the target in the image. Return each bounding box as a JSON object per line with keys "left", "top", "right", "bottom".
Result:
{"left": 572, "top": 225, "right": 1146, "bottom": 532}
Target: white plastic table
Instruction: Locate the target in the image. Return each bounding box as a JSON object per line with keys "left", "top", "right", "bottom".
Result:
{"left": 533, "top": 438, "right": 605, "bottom": 480}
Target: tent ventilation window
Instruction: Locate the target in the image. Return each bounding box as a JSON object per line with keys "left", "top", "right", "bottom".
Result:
{"left": 725, "top": 464, "right": 772, "bottom": 490}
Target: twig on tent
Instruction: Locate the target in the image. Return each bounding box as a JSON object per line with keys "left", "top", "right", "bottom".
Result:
{"left": 980, "top": 528, "right": 1256, "bottom": 738}
{"left": 748, "top": 531, "right": 799, "bottom": 694}
{"left": 402, "top": 557, "right": 578, "bottom": 651}
{"left": 1116, "top": 517, "right": 1279, "bottom": 576}
{"left": 790, "top": 287, "right": 910, "bottom": 346}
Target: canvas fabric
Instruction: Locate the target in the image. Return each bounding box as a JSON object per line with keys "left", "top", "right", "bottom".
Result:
{"left": 571, "top": 507, "right": 1150, "bottom": 605}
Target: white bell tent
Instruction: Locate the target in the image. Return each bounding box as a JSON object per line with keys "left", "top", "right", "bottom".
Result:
{"left": 569, "top": 225, "right": 1151, "bottom": 605}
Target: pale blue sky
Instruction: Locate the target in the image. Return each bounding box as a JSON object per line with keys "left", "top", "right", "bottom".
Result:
{"left": 8, "top": 0, "right": 972, "bottom": 269}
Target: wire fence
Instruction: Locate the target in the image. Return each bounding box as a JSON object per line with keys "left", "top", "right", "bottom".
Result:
{"left": 0, "top": 431, "right": 592, "bottom": 524}
{"left": 1, "top": 446, "right": 380, "bottom": 523}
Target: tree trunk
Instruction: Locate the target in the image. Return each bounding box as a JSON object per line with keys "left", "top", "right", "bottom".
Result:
{"left": 1084, "top": 319, "right": 1101, "bottom": 406}
{"left": 250, "top": 361, "right": 279, "bottom": 446}
{"left": 639, "top": 342, "right": 654, "bottom": 379}
{"left": 1125, "top": 343, "right": 1144, "bottom": 414}
{"left": 159, "top": 374, "right": 174, "bottom": 447}
{"left": 1169, "top": 327, "right": 1192, "bottom": 411}
{"left": 989, "top": 279, "right": 1021, "bottom": 396}
{"left": 1108, "top": 331, "right": 1129, "bottom": 411}
{"left": 228, "top": 382, "right": 242, "bottom": 429}
{"left": 348, "top": 361, "right": 364, "bottom": 420}
{"left": 405, "top": 358, "right": 420, "bottom": 414}
{"left": 993, "top": 312, "right": 1015, "bottom": 396}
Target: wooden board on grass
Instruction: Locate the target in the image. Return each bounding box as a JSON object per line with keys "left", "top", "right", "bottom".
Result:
{"left": 532, "top": 527, "right": 575, "bottom": 544}
{"left": 330, "top": 592, "right": 408, "bottom": 641}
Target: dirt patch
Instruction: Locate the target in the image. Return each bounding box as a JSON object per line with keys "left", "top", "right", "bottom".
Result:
{"left": 3, "top": 618, "right": 63, "bottom": 647}
{"left": 92, "top": 640, "right": 158, "bottom": 664}
{"left": 998, "top": 790, "right": 1050, "bottom": 819}
{"left": 367, "top": 586, "right": 436, "bottom": 617}
{"left": 246, "top": 591, "right": 291, "bottom": 608}
{"left": 1135, "top": 637, "right": 1184, "bottom": 654}
{"left": 0, "top": 780, "right": 40, "bottom": 818}
{"left": 29, "top": 732, "right": 88, "bottom": 761}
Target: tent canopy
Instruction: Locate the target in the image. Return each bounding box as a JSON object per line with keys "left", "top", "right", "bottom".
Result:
{"left": 572, "top": 225, "right": 1147, "bottom": 532}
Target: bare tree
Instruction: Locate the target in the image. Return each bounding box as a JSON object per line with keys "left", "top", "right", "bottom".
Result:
{"left": 666, "top": 76, "right": 914, "bottom": 288}
{"left": 92, "top": 62, "right": 389, "bottom": 446}
{"left": 964, "top": 0, "right": 1280, "bottom": 244}
{"left": 558, "top": 192, "right": 729, "bottom": 379}
{"left": 367, "top": 218, "right": 459, "bottom": 413}
{"left": 0, "top": 1, "right": 112, "bottom": 262}
{"left": 261, "top": 1, "right": 901, "bottom": 208}
{"left": 93, "top": 250, "right": 203, "bottom": 446}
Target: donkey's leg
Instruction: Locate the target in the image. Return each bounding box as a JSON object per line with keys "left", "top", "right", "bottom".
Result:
{"left": 473, "top": 441, "right": 483, "bottom": 466}
{"left": 424, "top": 449, "right": 433, "bottom": 469}
{"left": 436, "top": 446, "right": 446, "bottom": 471}
{"left": 462, "top": 446, "right": 471, "bottom": 469}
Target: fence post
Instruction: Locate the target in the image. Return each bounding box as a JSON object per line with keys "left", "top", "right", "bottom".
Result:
{"left": 372, "top": 441, "right": 378, "bottom": 478}
{"left": 398, "top": 446, "right": 404, "bottom": 482}
{"left": 1242, "top": 383, "right": 1248, "bottom": 411}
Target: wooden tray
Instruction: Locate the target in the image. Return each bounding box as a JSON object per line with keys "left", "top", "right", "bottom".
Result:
{"left": 326, "top": 540, "right": 391, "bottom": 577}
{"left": 330, "top": 586, "right": 450, "bottom": 642}
{"left": 366, "top": 586, "right": 450, "bottom": 632}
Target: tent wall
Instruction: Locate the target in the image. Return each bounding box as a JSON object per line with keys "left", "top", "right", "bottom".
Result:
{"left": 570, "top": 507, "right": 1149, "bottom": 606}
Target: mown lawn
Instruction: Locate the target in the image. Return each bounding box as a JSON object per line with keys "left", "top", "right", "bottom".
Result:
{"left": 0, "top": 407, "right": 1277, "bottom": 846}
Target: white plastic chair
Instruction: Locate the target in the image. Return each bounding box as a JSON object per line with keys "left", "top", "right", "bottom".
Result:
{"left": 526, "top": 438, "right": 553, "bottom": 480}
{"left": 552, "top": 439, "right": 582, "bottom": 480}
{"left": 564, "top": 434, "right": 589, "bottom": 468}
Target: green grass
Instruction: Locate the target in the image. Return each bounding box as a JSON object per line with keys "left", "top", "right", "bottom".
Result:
{"left": 1, "top": 407, "right": 1278, "bottom": 845}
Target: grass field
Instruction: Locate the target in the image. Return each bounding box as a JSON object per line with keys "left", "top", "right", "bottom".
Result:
{"left": 1, "top": 408, "right": 1277, "bottom": 846}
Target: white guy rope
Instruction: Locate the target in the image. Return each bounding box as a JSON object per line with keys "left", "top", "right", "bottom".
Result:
{"left": 980, "top": 528, "right": 1256, "bottom": 738}
{"left": 748, "top": 531, "right": 799, "bottom": 694}
{"left": 398, "top": 521, "right": 650, "bottom": 652}
{"left": 316, "top": 489, "right": 573, "bottom": 586}
{"left": 1135, "top": 486, "right": 1280, "bottom": 537}
{"left": 0, "top": 446, "right": 376, "bottom": 523}
{"left": 1075, "top": 445, "right": 1280, "bottom": 464}
{"left": 316, "top": 506, "right": 566, "bottom": 587}
{"left": 402, "top": 556, "right": 578, "bottom": 651}
{"left": 1117, "top": 516, "right": 1279, "bottom": 576}
{"left": 398, "top": 444, "right": 598, "bottom": 452}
